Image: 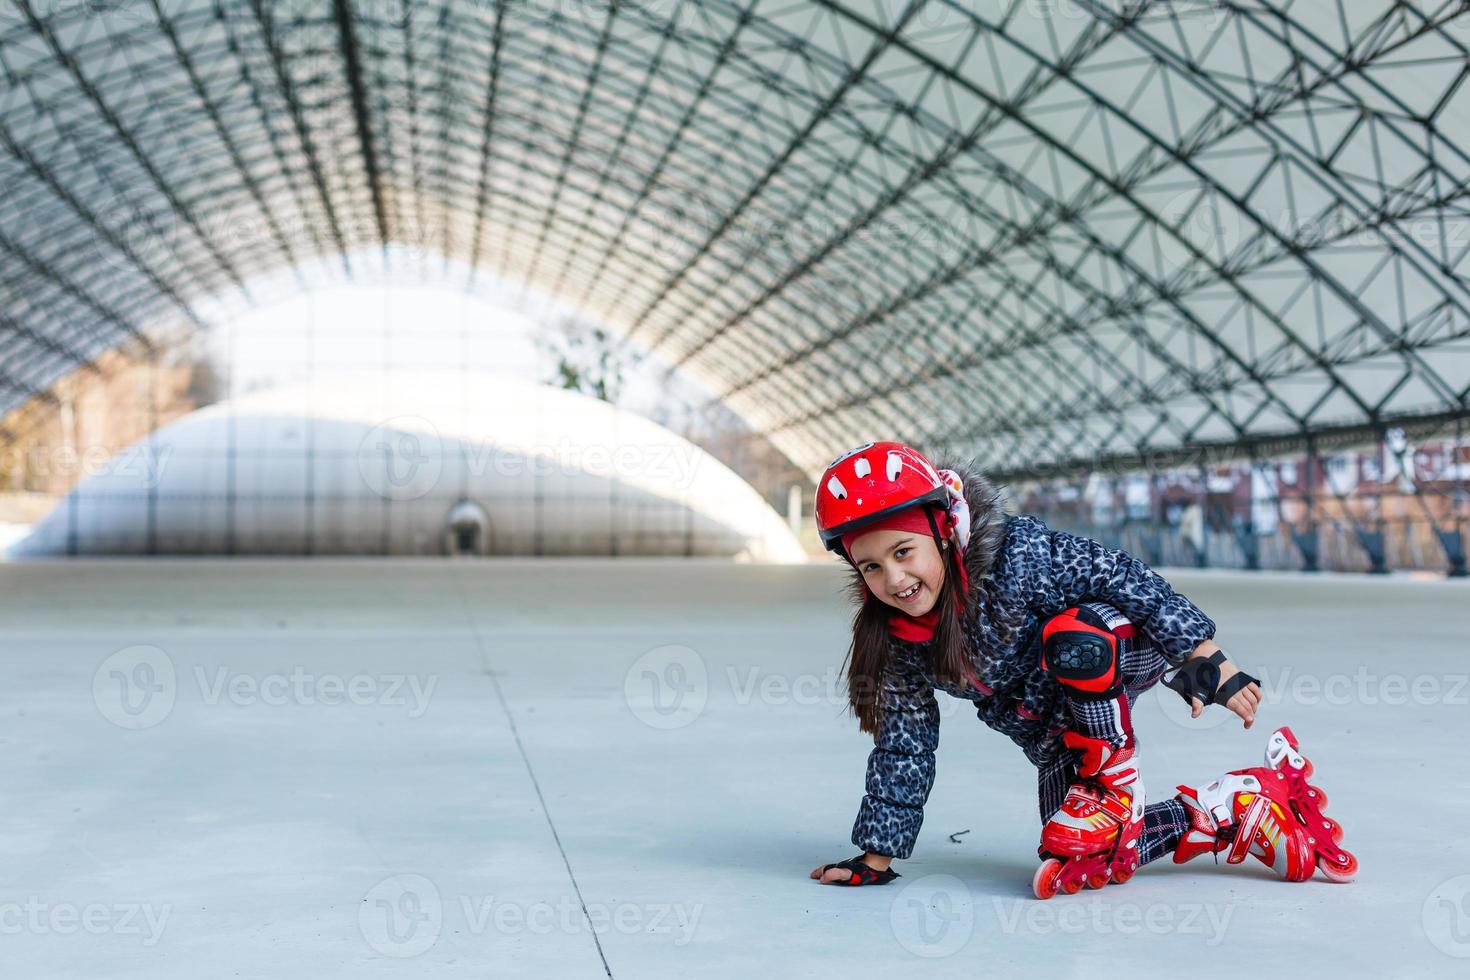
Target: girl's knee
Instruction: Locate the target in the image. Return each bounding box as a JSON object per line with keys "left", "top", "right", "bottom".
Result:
{"left": 1041, "top": 606, "right": 1123, "bottom": 700}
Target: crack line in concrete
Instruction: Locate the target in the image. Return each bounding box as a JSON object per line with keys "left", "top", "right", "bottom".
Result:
{"left": 452, "top": 570, "right": 615, "bottom": 979}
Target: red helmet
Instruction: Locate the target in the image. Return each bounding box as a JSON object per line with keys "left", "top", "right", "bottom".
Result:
{"left": 814, "top": 441, "right": 948, "bottom": 554}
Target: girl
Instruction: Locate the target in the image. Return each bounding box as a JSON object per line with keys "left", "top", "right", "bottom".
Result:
{"left": 806, "top": 442, "right": 1356, "bottom": 897}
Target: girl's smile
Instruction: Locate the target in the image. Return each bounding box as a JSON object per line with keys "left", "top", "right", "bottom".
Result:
{"left": 848, "top": 528, "right": 947, "bottom": 617}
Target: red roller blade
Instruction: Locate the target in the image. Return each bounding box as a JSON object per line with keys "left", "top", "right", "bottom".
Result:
{"left": 1033, "top": 768, "right": 1146, "bottom": 899}
{"left": 1174, "top": 726, "right": 1357, "bottom": 883}
{"left": 1032, "top": 818, "right": 1142, "bottom": 899}
{"left": 1263, "top": 727, "right": 1357, "bottom": 882}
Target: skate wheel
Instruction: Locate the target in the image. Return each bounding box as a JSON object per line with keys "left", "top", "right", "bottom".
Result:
{"left": 1300, "top": 759, "right": 1315, "bottom": 780}
{"left": 1061, "top": 876, "right": 1084, "bottom": 895}
{"left": 1112, "top": 866, "right": 1134, "bottom": 885}
{"left": 1321, "top": 817, "right": 1344, "bottom": 845}
{"left": 1317, "top": 849, "right": 1357, "bottom": 883}
{"left": 1086, "top": 873, "right": 1110, "bottom": 890}
{"left": 1306, "top": 785, "right": 1327, "bottom": 809}
{"left": 1033, "top": 859, "right": 1064, "bottom": 900}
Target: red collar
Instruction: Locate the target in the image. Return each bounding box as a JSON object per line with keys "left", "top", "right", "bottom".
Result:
{"left": 888, "top": 607, "right": 939, "bottom": 641}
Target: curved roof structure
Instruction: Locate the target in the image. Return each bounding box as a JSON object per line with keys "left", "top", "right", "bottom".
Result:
{"left": 2, "top": 0, "right": 1468, "bottom": 480}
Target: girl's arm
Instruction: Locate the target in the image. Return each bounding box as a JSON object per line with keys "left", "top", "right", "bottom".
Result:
{"left": 1014, "top": 516, "right": 1261, "bottom": 725}
{"left": 1015, "top": 515, "right": 1216, "bottom": 663}
{"left": 850, "top": 643, "right": 940, "bottom": 863}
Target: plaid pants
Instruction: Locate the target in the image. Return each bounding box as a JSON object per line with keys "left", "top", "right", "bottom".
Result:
{"left": 1035, "top": 604, "right": 1189, "bottom": 865}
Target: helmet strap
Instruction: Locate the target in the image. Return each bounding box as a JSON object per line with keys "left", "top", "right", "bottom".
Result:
{"left": 923, "top": 506, "right": 943, "bottom": 551}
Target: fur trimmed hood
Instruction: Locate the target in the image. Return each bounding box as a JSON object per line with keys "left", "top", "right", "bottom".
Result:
{"left": 842, "top": 454, "right": 1009, "bottom": 609}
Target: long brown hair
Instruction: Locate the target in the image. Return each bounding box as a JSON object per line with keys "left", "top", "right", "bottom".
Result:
{"left": 843, "top": 520, "right": 971, "bottom": 736}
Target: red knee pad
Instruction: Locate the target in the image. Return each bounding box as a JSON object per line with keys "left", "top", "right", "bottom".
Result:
{"left": 1041, "top": 607, "right": 1120, "bottom": 697}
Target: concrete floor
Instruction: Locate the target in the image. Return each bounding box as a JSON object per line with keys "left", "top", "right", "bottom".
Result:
{"left": 0, "top": 558, "right": 1465, "bottom": 978}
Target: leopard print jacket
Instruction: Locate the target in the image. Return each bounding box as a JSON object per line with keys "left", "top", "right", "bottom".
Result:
{"left": 849, "top": 459, "right": 1216, "bottom": 859}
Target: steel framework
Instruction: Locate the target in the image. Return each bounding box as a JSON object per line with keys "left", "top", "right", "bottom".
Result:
{"left": 1, "top": 0, "right": 1468, "bottom": 480}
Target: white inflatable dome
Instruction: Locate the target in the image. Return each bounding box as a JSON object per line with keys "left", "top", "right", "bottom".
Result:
{"left": 11, "top": 375, "right": 806, "bottom": 561}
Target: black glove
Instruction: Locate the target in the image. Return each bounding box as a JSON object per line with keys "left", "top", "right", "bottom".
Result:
{"left": 1163, "top": 650, "right": 1258, "bottom": 707}
{"left": 815, "top": 854, "right": 901, "bottom": 886}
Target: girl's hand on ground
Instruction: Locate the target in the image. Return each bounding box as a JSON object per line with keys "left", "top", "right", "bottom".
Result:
{"left": 809, "top": 863, "right": 854, "bottom": 885}
{"left": 810, "top": 853, "right": 897, "bottom": 885}
{"left": 1188, "top": 655, "right": 1262, "bottom": 728}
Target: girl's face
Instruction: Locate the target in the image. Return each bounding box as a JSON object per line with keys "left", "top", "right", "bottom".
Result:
{"left": 848, "top": 528, "right": 946, "bottom": 616}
